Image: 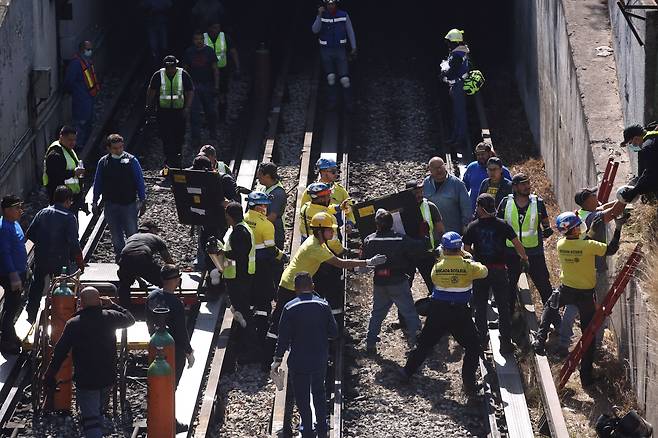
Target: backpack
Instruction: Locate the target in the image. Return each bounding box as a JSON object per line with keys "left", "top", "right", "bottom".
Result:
{"left": 463, "top": 69, "right": 485, "bottom": 95}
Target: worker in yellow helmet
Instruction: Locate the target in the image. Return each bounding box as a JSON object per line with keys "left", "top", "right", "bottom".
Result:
{"left": 265, "top": 212, "right": 387, "bottom": 365}
{"left": 440, "top": 28, "right": 470, "bottom": 149}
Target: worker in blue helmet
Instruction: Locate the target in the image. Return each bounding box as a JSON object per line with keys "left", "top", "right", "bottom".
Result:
{"left": 301, "top": 158, "right": 355, "bottom": 232}
{"left": 532, "top": 211, "right": 626, "bottom": 387}
{"left": 401, "top": 231, "right": 487, "bottom": 396}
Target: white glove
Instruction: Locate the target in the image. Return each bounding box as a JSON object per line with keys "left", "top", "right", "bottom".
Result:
{"left": 186, "top": 351, "right": 195, "bottom": 368}
{"left": 366, "top": 254, "right": 387, "bottom": 267}
{"left": 270, "top": 359, "right": 285, "bottom": 390}
{"left": 209, "top": 268, "right": 221, "bottom": 286}
{"left": 8, "top": 272, "right": 21, "bottom": 292}
{"left": 231, "top": 306, "right": 247, "bottom": 328}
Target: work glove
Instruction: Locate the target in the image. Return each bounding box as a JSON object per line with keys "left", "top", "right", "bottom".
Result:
{"left": 586, "top": 214, "right": 604, "bottom": 239}
{"left": 186, "top": 351, "right": 195, "bottom": 368}
{"left": 8, "top": 272, "right": 22, "bottom": 292}
{"left": 137, "top": 199, "right": 147, "bottom": 217}
{"left": 209, "top": 268, "right": 221, "bottom": 286}
{"left": 231, "top": 306, "right": 247, "bottom": 328}
{"left": 80, "top": 202, "right": 90, "bottom": 215}
{"left": 270, "top": 358, "right": 285, "bottom": 390}
{"left": 542, "top": 227, "right": 554, "bottom": 239}
{"left": 366, "top": 254, "right": 387, "bottom": 267}
{"left": 520, "top": 258, "right": 530, "bottom": 273}
{"left": 614, "top": 211, "right": 631, "bottom": 229}
{"left": 91, "top": 203, "right": 101, "bottom": 216}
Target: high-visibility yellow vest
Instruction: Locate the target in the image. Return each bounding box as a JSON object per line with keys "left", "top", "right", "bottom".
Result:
{"left": 577, "top": 208, "right": 592, "bottom": 240}
{"left": 204, "top": 32, "right": 227, "bottom": 68}
{"left": 644, "top": 131, "right": 658, "bottom": 141}
{"left": 159, "top": 68, "right": 184, "bottom": 109}
{"left": 222, "top": 222, "right": 256, "bottom": 279}
{"left": 420, "top": 199, "right": 435, "bottom": 250}
{"left": 244, "top": 209, "right": 276, "bottom": 250}
{"left": 504, "top": 194, "right": 539, "bottom": 248}
{"left": 76, "top": 55, "right": 100, "bottom": 96}
{"left": 42, "top": 141, "right": 81, "bottom": 194}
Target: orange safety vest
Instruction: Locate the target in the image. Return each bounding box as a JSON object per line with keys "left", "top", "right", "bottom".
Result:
{"left": 76, "top": 55, "right": 100, "bottom": 97}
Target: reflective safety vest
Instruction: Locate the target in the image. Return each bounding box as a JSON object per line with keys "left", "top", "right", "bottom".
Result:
{"left": 244, "top": 209, "right": 276, "bottom": 250}
{"left": 42, "top": 141, "right": 81, "bottom": 194}
{"left": 222, "top": 222, "right": 256, "bottom": 279}
{"left": 420, "top": 199, "right": 435, "bottom": 250}
{"left": 76, "top": 55, "right": 100, "bottom": 97}
{"left": 159, "top": 68, "right": 184, "bottom": 109}
{"left": 318, "top": 10, "right": 348, "bottom": 48}
{"left": 204, "top": 32, "right": 227, "bottom": 68}
{"left": 264, "top": 181, "right": 284, "bottom": 196}
{"left": 644, "top": 131, "right": 658, "bottom": 141}
{"left": 430, "top": 254, "right": 488, "bottom": 303}
{"left": 504, "top": 194, "right": 539, "bottom": 248}
{"left": 577, "top": 208, "right": 592, "bottom": 240}
{"left": 217, "top": 160, "right": 231, "bottom": 175}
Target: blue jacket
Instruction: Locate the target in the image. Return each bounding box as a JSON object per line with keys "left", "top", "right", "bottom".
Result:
{"left": 422, "top": 174, "right": 471, "bottom": 234}
{"left": 274, "top": 293, "right": 338, "bottom": 373}
{"left": 26, "top": 204, "right": 82, "bottom": 271}
{"left": 462, "top": 161, "right": 512, "bottom": 213}
{"left": 0, "top": 217, "right": 27, "bottom": 275}
{"left": 64, "top": 56, "right": 95, "bottom": 121}
{"left": 443, "top": 45, "right": 470, "bottom": 84}
{"left": 312, "top": 9, "right": 356, "bottom": 49}
{"left": 93, "top": 152, "right": 146, "bottom": 205}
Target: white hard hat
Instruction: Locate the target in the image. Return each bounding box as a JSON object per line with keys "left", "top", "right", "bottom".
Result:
{"left": 616, "top": 185, "right": 640, "bottom": 204}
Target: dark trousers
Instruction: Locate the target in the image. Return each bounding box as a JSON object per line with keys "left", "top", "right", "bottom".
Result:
{"left": 27, "top": 262, "right": 63, "bottom": 322}
{"left": 404, "top": 300, "right": 481, "bottom": 387}
{"left": 117, "top": 254, "right": 162, "bottom": 308}
{"left": 190, "top": 84, "right": 218, "bottom": 146}
{"left": 407, "top": 253, "right": 435, "bottom": 294}
{"left": 175, "top": 346, "right": 186, "bottom": 387}
{"left": 537, "top": 285, "right": 596, "bottom": 381}
{"left": 252, "top": 259, "right": 276, "bottom": 345}
{"left": 313, "top": 264, "right": 344, "bottom": 329}
{"left": 0, "top": 273, "right": 25, "bottom": 342}
{"left": 226, "top": 276, "right": 253, "bottom": 315}
{"left": 265, "top": 286, "right": 296, "bottom": 362}
{"left": 448, "top": 84, "right": 468, "bottom": 148}
{"left": 473, "top": 267, "right": 512, "bottom": 342}
{"left": 506, "top": 252, "right": 553, "bottom": 313}
{"left": 291, "top": 365, "right": 328, "bottom": 438}
{"left": 157, "top": 109, "right": 186, "bottom": 168}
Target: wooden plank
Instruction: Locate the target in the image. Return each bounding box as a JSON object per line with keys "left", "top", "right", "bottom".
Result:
{"left": 175, "top": 299, "right": 222, "bottom": 437}
{"left": 193, "top": 305, "right": 233, "bottom": 438}
{"left": 518, "top": 274, "right": 569, "bottom": 438}
{"left": 488, "top": 303, "right": 533, "bottom": 438}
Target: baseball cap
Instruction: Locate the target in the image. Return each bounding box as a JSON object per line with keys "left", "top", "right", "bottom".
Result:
{"left": 511, "top": 173, "right": 529, "bottom": 185}
{"left": 161, "top": 264, "right": 181, "bottom": 281}
{"left": 476, "top": 193, "right": 497, "bottom": 214}
{"left": 163, "top": 55, "right": 178, "bottom": 66}
{"left": 622, "top": 124, "right": 645, "bottom": 145}
{"left": 474, "top": 142, "right": 493, "bottom": 153}
{"left": 405, "top": 180, "right": 423, "bottom": 190}
{"left": 574, "top": 187, "right": 598, "bottom": 207}
{"left": 1, "top": 195, "right": 22, "bottom": 209}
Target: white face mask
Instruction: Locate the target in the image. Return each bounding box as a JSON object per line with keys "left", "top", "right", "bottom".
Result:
{"left": 84, "top": 49, "right": 93, "bottom": 58}
{"left": 111, "top": 153, "right": 122, "bottom": 159}
{"left": 628, "top": 144, "right": 642, "bottom": 153}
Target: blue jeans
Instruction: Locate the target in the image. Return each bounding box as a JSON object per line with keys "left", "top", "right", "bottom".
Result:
{"left": 367, "top": 280, "right": 420, "bottom": 345}
{"left": 291, "top": 366, "right": 327, "bottom": 438}
{"left": 76, "top": 386, "right": 110, "bottom": 438}
{"left": 320, "top": 47, "right": 350, "bottom": 107}
{"left": 191, "top": 83, "right": 218, "bottom": 146}
{"left": 559, "top": 303, "right": 604, "bottom": 349}
{"left": 448, "top": 83, "right": 467, "bottom": 147}
{"left": 104, "top": 201, "right": 138, "bottom": 257}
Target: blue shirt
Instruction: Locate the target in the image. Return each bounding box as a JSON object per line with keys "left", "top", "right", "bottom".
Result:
{"left": 462, "top": 161, "right": 512, "bottom": 213}
{"left": 93, "top": 152, "right": 146, "bottom": 204}
{"left": 422, "top": 175, "right": 471, "bottom": 233}
{"left": 64, "top": 55, "right": 95, "bottom": 121}
{"left": 26, "top": 204, "right": 81, "bottom": 271}
{"left": 274, "top": 293, "right": 338, "bottom": 373}
{"left": 0, "top": 217, "right": 27, "bottom": 275}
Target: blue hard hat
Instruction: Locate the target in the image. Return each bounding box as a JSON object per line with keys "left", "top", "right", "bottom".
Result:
{"left": 247, "top": 191, "right": 271, "bottom": 206}
{"left": 441, "top": 231, "right": 462, "bottom": 250}
{"left": 555, "top": 211, "right": 581, "bottom": 233}
{"left": 316, "top": 158, "right": 337, "bottom": 170}
{"left": 307, "top": 182, "right": 331, "bottom": 198}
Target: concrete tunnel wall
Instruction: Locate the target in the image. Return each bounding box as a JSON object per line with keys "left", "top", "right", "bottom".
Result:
{"left": 513, "top": 0, "right": 658, "bottom": 426}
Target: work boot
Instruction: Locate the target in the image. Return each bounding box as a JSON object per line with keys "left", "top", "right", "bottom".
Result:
{"left": 531, "top": 338, "right": 546, "bottom": 355}
{"left": 499, "top": 338, "right": 515, "bottom": 355}
{"left": 462, "top": 380, "right": 479, "bottom": 396}
{"left": 175, "top": 420, "right": 189, "bottom": 434}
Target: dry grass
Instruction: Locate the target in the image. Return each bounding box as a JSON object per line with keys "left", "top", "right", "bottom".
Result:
{"left": 627, "top": 202, "right": 658, "bottom": 311}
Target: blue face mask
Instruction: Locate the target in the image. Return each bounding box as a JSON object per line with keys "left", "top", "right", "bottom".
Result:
{"left": 628, "top": 144, "right": 642, "bottom": 153}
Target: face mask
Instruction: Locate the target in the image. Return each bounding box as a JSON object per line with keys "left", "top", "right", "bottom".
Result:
{"left": 84, "top": 49, "right": 93, "bottom": 58}
{"left": 111, "top": 153, "right": 122, "bottom": 159}
{"left": 628, "top": 144, "right": 642, "bottom": 153}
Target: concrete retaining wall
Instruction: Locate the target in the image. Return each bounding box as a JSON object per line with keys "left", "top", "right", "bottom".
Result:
{"left": 513, "top": 0, "right": 658, "bottom": 426}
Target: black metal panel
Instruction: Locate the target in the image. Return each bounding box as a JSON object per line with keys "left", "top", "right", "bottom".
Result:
{"left": 170, "top": 169, "right": 226, "bottom": 228}
{"left": 353, "top": 189, "right": 422, "bottom": 240}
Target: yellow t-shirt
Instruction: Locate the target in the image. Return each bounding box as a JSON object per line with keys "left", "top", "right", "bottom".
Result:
{"left": 300, "top": 181, "right": 355, "bottom": 223}
{"left": 557, "top": 237, "right": 607, "bottom": 290}
{"left": 244, "top": 209, "right": 275, "bottom": 249}
{"left": 299, "top": 202, "right": 344, "bottom": 254}
{"left": 279, "top": 236, "right": 334, "bottom": 291}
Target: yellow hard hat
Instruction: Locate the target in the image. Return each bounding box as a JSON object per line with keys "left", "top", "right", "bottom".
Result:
{"left": 310, "top": 212, "right": 337, "bottom": 229}
{"left": 444, "top": 28, "right": 464, "bottom": 43}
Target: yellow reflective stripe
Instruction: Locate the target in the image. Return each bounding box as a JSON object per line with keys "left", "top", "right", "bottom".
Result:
{"left": 254, "top": 243, "right": 267, "bottom": 249}
{"left": 420, "top": 200, "right": 435, "bottom": 249}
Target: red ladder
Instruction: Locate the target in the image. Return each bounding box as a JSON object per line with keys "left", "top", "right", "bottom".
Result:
{"left": 557, "top": 243, "right": 643, "bottom": 390}
{"left": 598, "top": 157, "right": 620, "bottom": 203}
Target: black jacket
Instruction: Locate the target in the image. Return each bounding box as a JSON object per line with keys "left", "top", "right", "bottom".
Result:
{"left": 145, "top": 289, "right": 193, "bottom": 355}
{"left": 45, "top": 144, "right": 80, "bottom": 202}
{"left": 224, "top": 224, "right": 253, "bottom": 278}
{"left": 635, "top": 136, "right": 658, "bottom": 195}
{"left": 362, "top": 230, "right": 427, "bottom": 285}
{"left": 48, "top": 303, "right": 135, "bottom": 389}
{"left": 478, "top": 177, "right": 513, "bottom": 212}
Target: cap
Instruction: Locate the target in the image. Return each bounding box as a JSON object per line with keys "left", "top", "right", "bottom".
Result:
{"left": 486, "top": 157, "right": 503, "bottom": 168}
{"left": 161, "top": 264, "right": 181, "bottom": 281}
{"left": 405, "top": 179, "right": 423, "bottom": 190}
{"left": 511, "top": 173, "right": 529, "bottom": 185}
{"left": 1, "top": 195, "right": 22, "bottom": 209}
{"left": 474, "top": 142, "right": 492, "bottom": 153}
{"left": 574, "top": 187, "right": 598, "bottom": 207}
{"left": 163, "top": 55, "right": 178, "bottom": 66}
{"left": 622, "top": 124, "right": 645, "bottom": 145}
{"left": 476, "top": 193, "right": 497, "bottom": 214}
